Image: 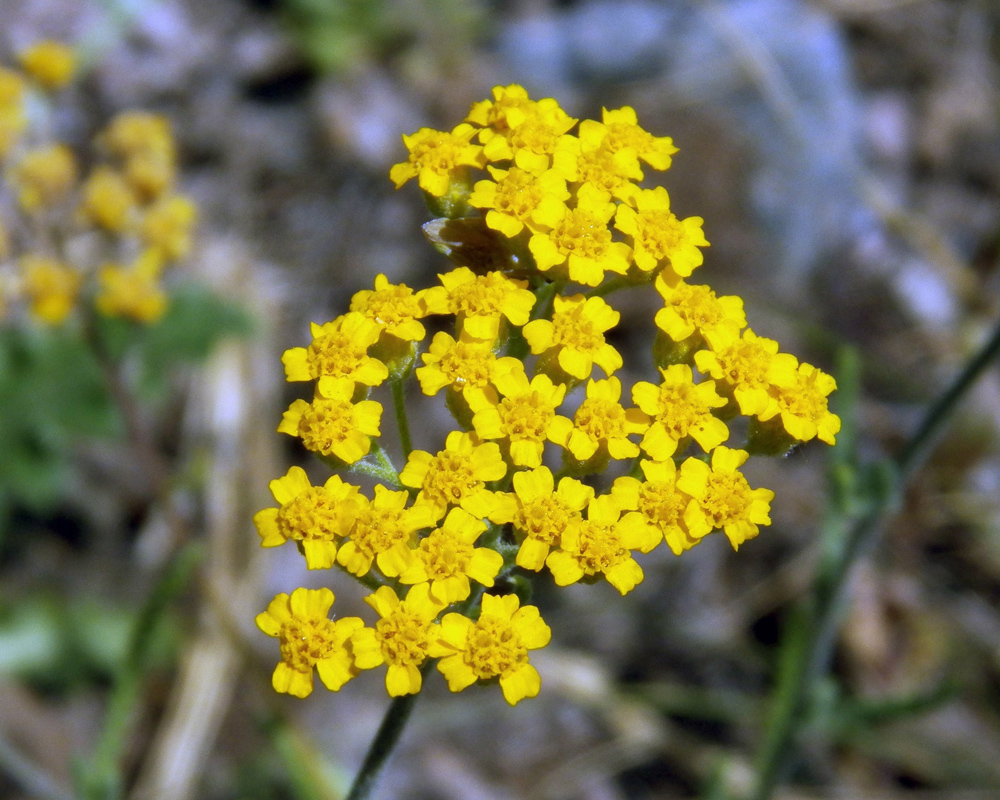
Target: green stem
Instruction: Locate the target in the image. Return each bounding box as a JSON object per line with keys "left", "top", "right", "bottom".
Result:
{"left": 77, "top": 544, "right": 202, "bottom": 800}
{"left": 585, "top": 275, "right": 633, "bottom": 299}
{"left": 348, "top": 443, "right": 403, "bottom": 489}
{"left": 391, "top": 379, "right": 413, "bottom": 460}
{"left": 751, "top": 320, "right": 1000, "bottom": 800}
{"left": 344, "top": 663, "right": 433, "bottom": 800}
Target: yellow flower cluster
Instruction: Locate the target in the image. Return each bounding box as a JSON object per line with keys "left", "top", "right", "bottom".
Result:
{"left": 0, "top": 42, "right": 196, "bottom": 326}
{"left": 256, "top": 85, "right": 840, "bottom": 706}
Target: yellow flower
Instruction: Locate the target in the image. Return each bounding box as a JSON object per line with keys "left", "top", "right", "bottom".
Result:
{"left": 0, "top": 68, "right": 27, "bottom": 157}
{"left": 389, "top": 124, "right": 485, "bottom": 197}
{"left": 102, "top": 111, "right": 174, "bottom": 160}
{"left": 278, "top": 376, "right": 382, "bottom": 464}
{"left": 468, "top": 370, "right": 573, "bottom": 469}
{"left": 253, "top": 466, "right": 361, "bottom": 570}
{"left": 21, "top": 255, "right": 81, "bottom": 324}
{"left": 631, "top": 364, "right": 729, "bottom": 460}
{"left": 101, "top": 112, "right": 177, "bottom": 200}
{"left": 350, "top": 584, "right": 446, "bottom": 697}
{"left": 556, "top": 377, "right": 648, "bottom": 463}
{"left": 465, "top": 84, "right": 537, "bottom": 138}
{"left": 256, "top": 588, "right": 364, "bottom": 698}
{"left": 430, "top": 593, "right": 551, "bottom": 706}
{"left": 422, "top": 267, "right": 536, "bottom": 341}
{"left": 761, "top": 362, "right": 841, "bottom": 444}
{"left": 95, "top": 251, "right": 168, "bottom": 324}
{"left": 399, "top": 430, "right": 511, "bottom": 523}
{"left": 654, "top": 276, "right": 746, "bottom": 346}
{"left": 336, "top": 485, "right": 434, "bottom": 578}
{"left": 615, "top": 187, "right": 709, "bottom": 276}
{"left": 694, "top": 328, "right": 799, "bottom": 417}
{"left": 140, "top": 195, "right": 197, "bottom": 261}
{"left": 509, "top": 466, "right": 593, "bottom": 571}
{"left": 523, "top": 293, "right": 622, "bottom": 383}
{"left": 481, "top": 98, "right": 577, "bottom": 176}
{"left": 612, "top": 460, "right": 697, "bottom": 556}
{"left": 676, "top": 447, "right": 774, "bottom": 550}
{"left": 545, "top": 494, "right": 659, "bottom": 595}
{"left": 528, "top": 184, "right": 631, "bottom": 286}
{"left": 350, "top": 273, "right": 430, "bottom": 344}
{"left": 282, "top": 312, "right": 388, "bottom": 387}
{"left": 415, "top": 330, "right": 523, "bottom": 406}
{"left": 18, "top": 41, "right": 76, "bottom": 90}
{"left": 557, "top": 128, "right": 642, "bottom": 203}
{"left": 11, "top": 145, "right": 77, "bottom": 212}
{"left": 591, "top": 106, "right": 677, "bottom": 171}
{"left": 468, "top": 166, "right": 569, "bottom": 239}
{"left": 398, "top": 507, "right": 504, "bottom": 603}
{"left": 80, "top": 167, "right": 137, "bottom": 232}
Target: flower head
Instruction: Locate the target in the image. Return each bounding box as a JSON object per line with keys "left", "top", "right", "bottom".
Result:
{"left": 256, "top": 588, "right": 364, "bottom": 698}
{"left": 416, "top": 331, "right": 523, "bottom": 405}
{"left": 523, "top": 293, "right": 622, "bottom": 383}
{"left": 398, "top": 507, "right": 504, "bottom": 603}
{"left": 350, "top": 274, "right": 430, "bottom": 344}
{"left": 468, "top": 371, "right": 572, "bottom": 468}
{"left": 95, "top": 251, "right": 168, "bottom": 323}
{"left": 253, "top": 466, "right": 361, "bottom": 570}
{"left": 21, "top": 256, "right": 81, "bottom": 324}
{"left": 390, "top": 124, "right": 485, "bottom": 197}
{"left": 278, "top": 377, "right": 382, "bottom": 464}
{"left": 282, "top": 312, "right": 388, "bottom": 386}
{"left": 615, "top": 187, "right": 708, "bottom": 276}
{"left": 480, "top": 98, "right": 577, "bottom": 175}
{"left": 140, "top": 195, "right": 197, "bottom": 261}
{"left": 545, "top": 494, "right": 659, "bottom": 595}
{"left": 613, "top": 460, "right": 697, "bottom": 555}
{"left": 694, "top": 328, "right": 799, "bottom": 417}
{"left": 509, "top": 467, "right": 593, "bottom": 571}
{"left": 654, "top": 277, "right": 746, "bottom": 346}
{"left": 11, "top": 144, "right": 77, "bottom": 212}
{"left": 468, "top": 166, "right": 569, "bottom": 239}
{"left": 399, "top": 431, "right": 511, "bottom": 522}
{"left": 528, "top": 185, "right": 631, "bottom": 286}
{"left": 631, "top": 364, "right": 729, "bottom": 460}
{"left": 556, "top": 377, "right": 648, "bottom": 464}
{"left": 431, "top": 593, "right": 551, "bottom": 706}
{"left": 18, "top": 41, "right": 76, "bottom": 90}
{"left": 676, "top": 447, "right": 774, "bottom": 550}
{"left": 80, "top": 167, "right": 137, "bottom": 232}
{"left": 593, "top": 106, "right": 678, "bottom": 170}
{"left": 336, "top": 485, "right": 434, "bottom": 578}
{"left": 422, "top": 267, "right": 536, "bottom": 341}
{"left": 350, "top": 584, "right": 445, "bottom": 696}
{"left": 760, "top": 362, "right": 841, "bottom": 445}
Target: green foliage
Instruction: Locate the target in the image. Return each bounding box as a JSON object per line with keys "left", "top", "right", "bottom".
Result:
{"left": 0, "top": 326, "right": 119, "bottom": 540}
{"left": 0, "top": 285, "right": 251, "bottom": 546}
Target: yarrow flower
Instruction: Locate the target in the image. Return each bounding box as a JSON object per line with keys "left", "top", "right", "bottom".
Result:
{"left": 256, "top": 83, "right": 839, "bottom": 718}
{"left": 256, "top": 588, "right": 363, "bottom": 698}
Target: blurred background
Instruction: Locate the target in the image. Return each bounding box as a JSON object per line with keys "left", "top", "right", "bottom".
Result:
{"left": 2, "top": 0, "right": 1000, "bottom": 798}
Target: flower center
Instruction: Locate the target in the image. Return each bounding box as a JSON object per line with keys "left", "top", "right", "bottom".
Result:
{"left": 719, "top": 340, "right": 771, "bottom": 388}
{"left": 638, "top": 210, "right": 682, "bottom": 257}
{"left": 514, "top": 497, "right": 575, "bottom": 546}
{"left": 464, "top": 615, "right": 527, "bottom": 679}
{"left": 702, "top": 472, "right": 753, "bottom": 527}
{"left": 362, "top": 286, "right": 420, "bottom": 330}
{"left": 351, "top": 505, "right": 411, "bottom": 559}
{"left": 418, "top": 529, "right": 474, "bottom": 579}
{"left": 638, "top": 483, "right": 685, "bottom": 529}
{"left": 497, "top": 392, "right": 551, "bottom": 440}
{"left": 551, "top": 208, "right": 612, "bottom": 260}
{"left": 307, "top": 332, "right": 368, "bottom": 379}
{"left": 575, "top": 520, "right": 628, "bottom": 573}
{"left": 439, "top": 342, "right": 494, "bottom": 388}
{"left": 655, "top": 382, "right": 704, "bottom": 439}
{"left": 575, "top": 398, "right": 626, "bottom": 442}
{"left": 278, "top": 487, "right": 350, "bottom": 542}
{"left": 494, "top": 168, "right": 543, "bottom": 220}
{"left": 423, "top": 452, "right": 480, "bottom": 507}
{"left": 376, "top": 608, "right": 433, "bottom": 666}
{"left": 279, "top": 618, "right": 338, "bottom": 672}
{"left": 298, "top": 399, "right": 354, "bottom": 455}
{"left": 552, "top": 309, "right": 602, "bottom": 352}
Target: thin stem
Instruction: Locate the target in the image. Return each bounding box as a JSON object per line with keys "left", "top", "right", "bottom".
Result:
{"left": 344, "top": 663, "right": 433, "bottom": 800}
{"left": 391, "top": 379, "right": 413, "bottom": 460}
{"left": 348, "top": 443, "right": 403, "bottom": 489}
{"left": 751, "top": 319, "right": 1000, "bottom": 800}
